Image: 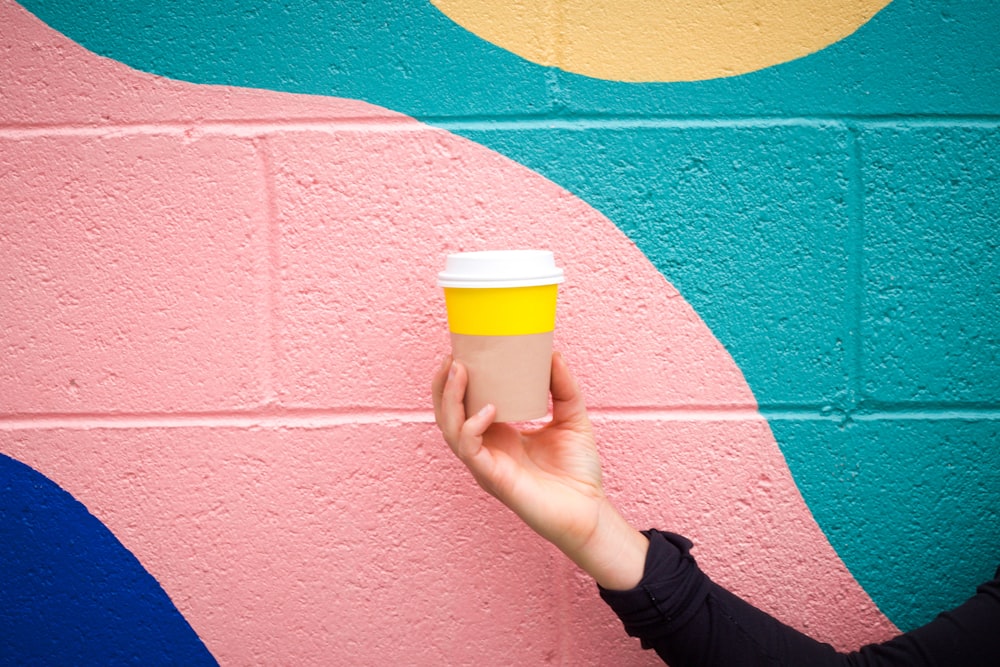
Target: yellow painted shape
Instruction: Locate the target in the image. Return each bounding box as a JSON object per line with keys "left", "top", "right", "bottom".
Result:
{"left": 431, "top": 0, "right": 892, "bottom": 82}
{"left": 444, "top": 285, "right": 559, "bottom": 336}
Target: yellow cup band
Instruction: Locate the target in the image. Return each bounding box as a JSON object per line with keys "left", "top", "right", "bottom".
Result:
{"left": 444, "top": 285, "right": 558, "bottom": 336}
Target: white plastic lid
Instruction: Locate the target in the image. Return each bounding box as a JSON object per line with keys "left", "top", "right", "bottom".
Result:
{"left": 437, "top": 250, "right": 565, "bottom": 288}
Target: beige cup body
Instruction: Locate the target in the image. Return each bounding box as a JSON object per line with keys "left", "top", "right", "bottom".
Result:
{"left": 450, "top": 331, "right": 553, "bottom": 422}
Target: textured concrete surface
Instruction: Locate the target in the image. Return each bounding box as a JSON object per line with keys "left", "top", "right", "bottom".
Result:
{"left": 2, "top": 0, "right": 998, "bottom": 664}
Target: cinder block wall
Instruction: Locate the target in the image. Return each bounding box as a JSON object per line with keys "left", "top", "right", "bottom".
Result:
{"left": 2, "top": 1, "right": 998, "bottom": 665}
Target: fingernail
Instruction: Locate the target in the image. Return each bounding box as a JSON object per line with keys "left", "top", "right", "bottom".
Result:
{"left": 448, "top": 361, "right": 457, "bottom": 380}
{"left": 478, "top": 404, "right": 493, "bottom": 417}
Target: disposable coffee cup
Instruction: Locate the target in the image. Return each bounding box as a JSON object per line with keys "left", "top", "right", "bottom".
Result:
{"left": 438, "top": 250, "right": 565, "bottom": 422}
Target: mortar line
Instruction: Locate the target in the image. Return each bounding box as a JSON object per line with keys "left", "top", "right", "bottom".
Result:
{"left": 549, "top": 0, "right": 569, "bottom": 126}
{"left": 2, "top": 406, "right": 999, "bottom": 431}
{"left": 256, "top": 136, "right": 281, "bottom": 406}
{"left": 429, "top": 115, "right": 1000, "bottom": 132}
{"left": 845, "top": 123, "right": 865, "bottom": 411}
{"left": 555, "top": 544, "right": 571, "bottom": 667}
{"left": 0, "top": 409, "right": 436, "bottom": 431}
{"left": 2, "top": 115, "right": 998, "bottom": 138}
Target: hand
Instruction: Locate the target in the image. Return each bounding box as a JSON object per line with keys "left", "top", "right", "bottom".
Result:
{"left": 432, "top": 351, "right": 648, "bottom": 590}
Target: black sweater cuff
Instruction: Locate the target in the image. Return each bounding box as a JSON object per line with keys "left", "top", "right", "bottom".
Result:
{"left": 598, "top": 529, "right": 711, "bottom": 647}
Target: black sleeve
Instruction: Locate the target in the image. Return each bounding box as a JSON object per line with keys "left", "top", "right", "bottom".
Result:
{"left": 598, "top": 530, "right": 1000, "bottom": 667}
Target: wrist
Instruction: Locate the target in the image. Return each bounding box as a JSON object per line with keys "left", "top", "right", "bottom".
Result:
{"left": 567, "top": 499, "right": 649, "bottom": 591}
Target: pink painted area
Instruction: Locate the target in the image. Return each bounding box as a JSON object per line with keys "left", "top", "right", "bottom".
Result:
{"left": 1, "top": 133, "right": 269, "bottom": 414}
{"left": 0, "top": 11, "right": 394, "bottom": 126}
{"left": 1, "top": 1, "right": 896, "bottom": 664}
{"left": 0, "top": 426, "right": 564, "bottom": 665}
{"left": 268, "top": 127, "right": 751, "bottom": 411}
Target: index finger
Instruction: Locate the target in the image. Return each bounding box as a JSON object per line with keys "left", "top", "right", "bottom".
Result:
{"left": 550, "top": 351, "right": 591, "bottom": 429}
{"left": 438, "top": 360, "right": 471, "bottom": 450}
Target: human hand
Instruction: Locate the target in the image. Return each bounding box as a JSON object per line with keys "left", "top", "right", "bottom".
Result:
{"left": 432, "top": 352, "right": 648, "bottom": 590}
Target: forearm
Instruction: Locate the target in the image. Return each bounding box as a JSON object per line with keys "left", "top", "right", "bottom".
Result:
{"left": 559, "top": 498, "right": 649, "bottom": 591}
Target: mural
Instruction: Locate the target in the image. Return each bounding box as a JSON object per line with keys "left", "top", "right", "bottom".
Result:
{"left": 1, "top": 0, "right": 998, "bottom": 664}
{"left": 431, "top": 0, "right": 893, "bottom": 81}
{"left": 0, "top": 454, "right": 215, "bottom": 665}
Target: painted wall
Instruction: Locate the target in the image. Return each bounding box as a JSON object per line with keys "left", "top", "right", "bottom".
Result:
{"left": 1, "top": 0, "right": 997, "bottom": 664}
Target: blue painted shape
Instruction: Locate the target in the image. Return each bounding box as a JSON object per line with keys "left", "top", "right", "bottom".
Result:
{"left": 0, "top": 454, "right": 217, "bottom": 666}
{"left": 15, "top": 0, "right": 1000, "bottom": 630}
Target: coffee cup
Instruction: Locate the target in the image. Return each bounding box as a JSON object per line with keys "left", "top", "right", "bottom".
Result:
{"left": 438, "top": 250, "right": 565, "bottom": 421}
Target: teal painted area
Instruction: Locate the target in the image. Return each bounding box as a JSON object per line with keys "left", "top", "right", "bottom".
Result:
{"left": 20, "top": 0, "right": 1000, "bottom": 117}
{"left": 860, "top": 125, "right": 1000, "bottom": 406}
{"left": 20, "top": 0, "right": 551, "bottom": 117}
{"left": 460, "top": 124, "right": 856, "bottom": 408}
{"left": 556, "top": 1, "right": 1000, "bottom": 117}
{"left": 775, "top": 418, "right": 1000, "bottom": 629}
{"left": 18, "top": 0, "right": 1000, "bottom": 629}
